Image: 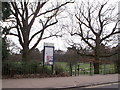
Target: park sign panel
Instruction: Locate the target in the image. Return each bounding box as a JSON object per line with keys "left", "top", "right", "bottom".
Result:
{"left": 43, "top": 43, "right": 54, "bottom": 65}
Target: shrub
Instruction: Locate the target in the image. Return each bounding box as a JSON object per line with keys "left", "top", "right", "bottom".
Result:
{"left": 2, "top": 62, "right": 17, "bottom": 77}
{"left": 54, "top": 64, "right": 65, "bottom": 75}
{"left": 2, "top": 61, "right": 53, "bottom": 78}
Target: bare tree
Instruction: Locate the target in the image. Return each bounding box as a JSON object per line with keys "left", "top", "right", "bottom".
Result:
{"left": 67, "top": 0, "right": 120, "bottom": 74}
{"left": 3, "top": 0, "right": 73, "bottom": 61}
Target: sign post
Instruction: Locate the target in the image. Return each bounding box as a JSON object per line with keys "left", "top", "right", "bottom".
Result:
{"left": 43, "top": 43, "right": 54, "bottom": 74}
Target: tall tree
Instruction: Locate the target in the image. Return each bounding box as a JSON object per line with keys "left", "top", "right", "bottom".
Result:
{"left": 67, "top": 0, "right": 120, "bottom": 74}
{"left": 4, "top": 0, "right": 73, "bottom": 61}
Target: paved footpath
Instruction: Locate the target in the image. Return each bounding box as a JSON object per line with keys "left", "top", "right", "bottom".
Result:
{"left": 2, "top": 74, "right": 119, "bottom": 88}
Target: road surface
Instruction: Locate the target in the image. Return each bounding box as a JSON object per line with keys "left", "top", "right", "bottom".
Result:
{"left": 65, "top": 83, "right": 119, "bottom": 90}
{"left": 2, "top": 83, "right": 119, "bottom": 90}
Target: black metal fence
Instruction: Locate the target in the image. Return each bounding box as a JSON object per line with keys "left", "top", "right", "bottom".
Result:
{"left": 2, "top": 61, "right": 117, "bottom": 79}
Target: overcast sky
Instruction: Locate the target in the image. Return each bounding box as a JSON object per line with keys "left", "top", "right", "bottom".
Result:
{"left": 4, "top": 0, "right": 120, "bottom": 53}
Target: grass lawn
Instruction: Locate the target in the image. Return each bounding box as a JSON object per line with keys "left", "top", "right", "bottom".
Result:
{"left": 53, "top": 62, "right": 116, "bottom": 75}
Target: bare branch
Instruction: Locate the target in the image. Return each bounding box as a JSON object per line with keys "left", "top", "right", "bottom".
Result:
{"left": 28, "top": 2, "right": 47, "bottom": 30}
{"left": 30, "top": 18, "right": 58, "bottom": 51}
{"left": 71, "top": 32, "right": 95, "bottom": 49}
{"left": 100, "top": 20, "right": 120, "bottom": 42}
{"left": 75, "top": 14, "right": 89, "bottom": 28}
{"left": 77, "top": 52, "right": 94, "bottom": 57}
{"left": 24, "top": 2, "right": 28, "bottom": 20}
{"left": 87, "top": 6, "right": 97, "bottom": 35}
{"left": 11, "top": 2, "right": 24, "bottom": 20}
{"left": 10, "top": 4, "right": 23, "bottom": 32}
{"left": 29, "top": 7, "right": 59, "bottom": 44}
{"left": 99, "top": 52, "right": 118, "bottom": 57}
{"left": 98, "top": 4, "right": 105, "bottom": 35}
{"left": 37, "top": 1, "right": 74, "bottom": 17}
{"left": 9, "top": 33, "right": 18, "bottom": 37}
{"left": 85, "top": 37, "right": 96, "bottom": 41}
{"left": 42, "top": 34, "right": 62, "bottom": 40}
{"left": 75, "top": 9, "right": 97, "bottom": 35}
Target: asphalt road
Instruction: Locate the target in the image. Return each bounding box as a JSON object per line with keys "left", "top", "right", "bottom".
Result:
{"left": 85, "top": 83, "right": 119, "bottom": 88}
{"left": 64, "top": 83, "right": 120, "bottom": 90}
{"left": 2, "top": 83, "right": 120, "bottom": 90}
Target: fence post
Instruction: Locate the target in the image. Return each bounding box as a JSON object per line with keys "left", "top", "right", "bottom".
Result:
{"left": 109, "top": 64, "right": 111, "bottom": 74}
{"left": 51, "top": 65, "right": 54, "bottom": 75}
{"left": 100, "top": 64, "right": 102, "bottom": 74}
{"left": 90, "top": 62, "right": 92, "bottom": 75}
{"left": 70, "top": 62, "right": 72, "bottom": 76}
{"left": 114, "top": 63, "right": 115, "bottom": 74}
{"left": 104, "top": 63, "right": 106, "bottom": 75}
{"left": 78, "top": 64, "right": 80, "bottom": 76}
{"left": 75, "top": 64, "right": 77, "bottom": 76}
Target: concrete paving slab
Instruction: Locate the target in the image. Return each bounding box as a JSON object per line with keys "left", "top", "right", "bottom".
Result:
{"left": 2, "top": 74, "right": 119, "bottom": 88}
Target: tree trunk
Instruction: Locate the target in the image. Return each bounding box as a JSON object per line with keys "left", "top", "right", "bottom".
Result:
{"left": 93, "top": 55, "right": 100, "bottom": 74}
{"left": 22, "top": 46, "right": 30, "bottom": 61}
{"left": 93, "top": 62, "right": 99, "bottom": 74}
{"left": 22, "top": 23, "right": 30, "bottom": 61}
{"left": 94, "top": 35, "right": 100, "bottom": 74}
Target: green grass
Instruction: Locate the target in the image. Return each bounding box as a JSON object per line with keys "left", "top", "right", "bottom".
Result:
{"left": 53, "top": 62, "right": 116, "bottom": 75}
{"left": 12, "top": 61, "right": 115, "bottom": 74}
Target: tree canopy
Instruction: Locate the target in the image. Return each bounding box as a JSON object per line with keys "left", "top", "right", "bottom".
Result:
{"left": 3, "top": 0, "right": 73, "bottom": 61}
{"left": 66, "top": 0, "right": 120, "bottom": 74}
